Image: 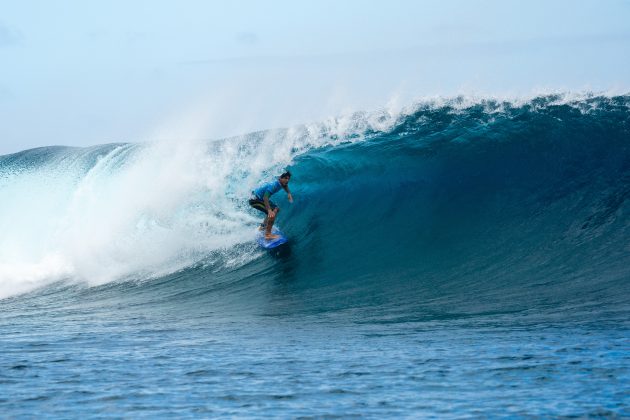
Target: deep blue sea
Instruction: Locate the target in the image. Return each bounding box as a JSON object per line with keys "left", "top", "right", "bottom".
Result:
{"left": 1, "top": 94, "right": 629, "bottom": 418}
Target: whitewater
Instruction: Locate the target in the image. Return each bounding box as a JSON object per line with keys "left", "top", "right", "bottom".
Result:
{"left": 1, "top": 94, "right": 629, "bottom": 417}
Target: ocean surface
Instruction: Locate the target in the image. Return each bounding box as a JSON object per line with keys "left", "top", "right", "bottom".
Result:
{"left": 1, "top": 94, "right": 629, "bottom": 417}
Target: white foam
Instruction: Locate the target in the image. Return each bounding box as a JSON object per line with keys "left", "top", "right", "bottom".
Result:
{"left": 0, "top": 103, "right": 411, "bottom": 299}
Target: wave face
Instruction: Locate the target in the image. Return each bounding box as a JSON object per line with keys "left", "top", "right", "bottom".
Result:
{"left": 1, "top": 94, "right": 630, "bottom": 320}
{"left": 284, "top": 94, "right": 630, "bottom": 319}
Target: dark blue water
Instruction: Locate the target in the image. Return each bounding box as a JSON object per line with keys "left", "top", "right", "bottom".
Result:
{"left": 1, "top": 94, "right": 629, "bottom": 417}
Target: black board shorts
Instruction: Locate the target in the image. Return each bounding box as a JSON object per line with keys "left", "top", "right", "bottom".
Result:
{"left": 248, "top": 196, "right": 278, "bottom": 214}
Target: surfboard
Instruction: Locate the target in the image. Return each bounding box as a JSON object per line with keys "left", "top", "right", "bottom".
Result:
{"left": 256, "top": 226, "right": 288, "bottom": 249}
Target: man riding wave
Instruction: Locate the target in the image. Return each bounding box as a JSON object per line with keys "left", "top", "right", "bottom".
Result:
{"left": 249, "top": 171, "right": 293, "bottom": 240}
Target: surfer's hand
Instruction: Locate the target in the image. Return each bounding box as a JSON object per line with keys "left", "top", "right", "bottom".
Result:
{"left": 288, "top": 193, "right": 293, "bottom": 203}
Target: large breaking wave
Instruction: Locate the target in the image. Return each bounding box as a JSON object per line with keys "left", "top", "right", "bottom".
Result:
{"left": 1, "top": 93, "right": 629, "bottom": 319}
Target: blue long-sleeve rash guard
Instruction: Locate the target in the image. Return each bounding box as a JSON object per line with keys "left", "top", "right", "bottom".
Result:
{"left": 253, "top": 180, "right": 282, "bottom": 199}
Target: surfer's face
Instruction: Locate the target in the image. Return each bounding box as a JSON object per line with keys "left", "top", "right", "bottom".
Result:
{"left": 279, "top": 176, "right": 290, "bottom": 186}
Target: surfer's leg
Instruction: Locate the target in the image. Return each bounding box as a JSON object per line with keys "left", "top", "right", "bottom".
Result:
{"left": 249, "top": 198, "right": 268, "bottom": 230}
{"left": 265, "top": 209, "right": 276, "bottom": 235}
{"left": 265, "top": 207, "right": 280, "bottom": 239}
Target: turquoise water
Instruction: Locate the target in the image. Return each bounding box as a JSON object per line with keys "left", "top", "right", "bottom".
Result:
{"left": 1, "top": 95, "right": 629, "bottom": 417}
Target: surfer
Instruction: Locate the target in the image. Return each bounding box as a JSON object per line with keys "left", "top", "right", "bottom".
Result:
{"left": 249, "top": 171, "right": 293, "bottom": 240}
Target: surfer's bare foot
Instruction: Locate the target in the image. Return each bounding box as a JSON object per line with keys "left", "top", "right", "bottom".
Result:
{"left": 265, "top": 234, "right": 280, "bottom": 240}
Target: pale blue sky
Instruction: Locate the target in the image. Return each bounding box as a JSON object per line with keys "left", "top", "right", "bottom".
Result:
{"left": 1, "top": 0, "right": 629, "bottom": 154}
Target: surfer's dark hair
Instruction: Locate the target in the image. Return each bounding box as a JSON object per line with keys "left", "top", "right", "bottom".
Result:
{"left": 280, "top": 171, "right": 291, "bottom": 179}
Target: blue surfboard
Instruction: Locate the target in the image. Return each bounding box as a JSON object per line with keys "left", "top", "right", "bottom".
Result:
{"left": 256, "top": 226, "right": 288, "bottom": 249}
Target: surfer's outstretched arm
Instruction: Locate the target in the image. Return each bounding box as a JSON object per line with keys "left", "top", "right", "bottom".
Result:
{"left": 282, "top": 184, "right": 293, "bottom": 203}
